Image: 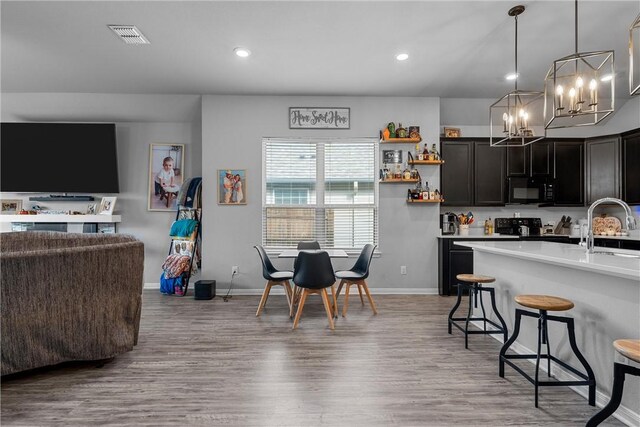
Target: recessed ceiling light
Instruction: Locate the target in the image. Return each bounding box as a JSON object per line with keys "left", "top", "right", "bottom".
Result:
{"left": 600, "top": 74, "right": 613, "bottom": 82}
{"left": 396, "top": 53, "right": 409, "bottom": 61}
{"left": 234, "top": 47, "right": 251, "bottom": 58}
{"left": 505, "top": 73, "right": 518, "bottom": 80}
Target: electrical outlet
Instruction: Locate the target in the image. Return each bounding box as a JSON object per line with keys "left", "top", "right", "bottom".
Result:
{"left": 232, "top": 266, "right": 239, "bottom": 275}
{"left": 400, "top": 265, "right": 407, "bottom": 275}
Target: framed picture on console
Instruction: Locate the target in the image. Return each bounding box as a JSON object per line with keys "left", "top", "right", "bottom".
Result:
{"left": 99, "top": 197, "right": 117, "bottom": 215}
{"left": 148, "top": 144, "right": 185, "bottom": 211}
{"left": 1, "top": 199, "right": 22, "bottom": 214}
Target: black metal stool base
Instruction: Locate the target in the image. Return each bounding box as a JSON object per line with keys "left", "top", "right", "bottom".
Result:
{"left": 586, "top": 362, "right": 640, "bottom": 426}
{"left": 499, "top": 308, "right": 596, "bottom": 408}
{"left": 448, "top": 281, "right": 508, "bottom": 349}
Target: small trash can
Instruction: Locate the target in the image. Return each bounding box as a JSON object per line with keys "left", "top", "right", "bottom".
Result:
{"left": 194, "top": 280, "right": 216, "bottom": 300}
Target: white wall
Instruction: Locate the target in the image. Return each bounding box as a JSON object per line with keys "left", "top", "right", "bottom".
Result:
{"left": 202, "top": 96, "right": 440, "bottom": 292}
{"left": 1, "top": 93, "right": 202, "bottom": 283}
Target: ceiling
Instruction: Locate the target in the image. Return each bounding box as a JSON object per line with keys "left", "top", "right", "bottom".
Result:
{"left": 2, "top": 1, "right": 638, "bottom": 100}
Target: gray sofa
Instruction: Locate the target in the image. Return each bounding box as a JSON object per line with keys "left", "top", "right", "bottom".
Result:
{"left": 1, "top": 231, "right": 144, "bottom": 375}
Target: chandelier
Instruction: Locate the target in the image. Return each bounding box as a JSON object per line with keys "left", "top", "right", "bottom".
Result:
{"left": 544, "top": 0, "right": 615, "bottom": 129}
{"left": 631, "top": 13, "right": 640, "bottom": 95}
{"left": 490, "top": 5, "right": 544, "bottom": 147}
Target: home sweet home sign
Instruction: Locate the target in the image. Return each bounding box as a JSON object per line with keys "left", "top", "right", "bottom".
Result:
{"left": 289, "top": 107, "right": 350, "bottom": 129}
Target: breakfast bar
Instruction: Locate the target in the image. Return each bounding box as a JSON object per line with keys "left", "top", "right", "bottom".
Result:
{"left": 455, "top": 240, "right": 640, "bottom": 425}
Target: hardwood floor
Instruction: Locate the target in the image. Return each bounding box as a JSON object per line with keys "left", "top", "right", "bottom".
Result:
{"left": 1, "top": 291, "right": 623, "bottom": 426}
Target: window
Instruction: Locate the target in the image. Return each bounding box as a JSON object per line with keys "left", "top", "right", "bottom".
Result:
{"left": 263, "top": 137, "right": 378, "bottom": 250}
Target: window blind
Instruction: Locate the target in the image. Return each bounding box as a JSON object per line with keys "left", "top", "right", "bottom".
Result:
{"left": 262, "top": 137, "right": 378, "bottom": 250}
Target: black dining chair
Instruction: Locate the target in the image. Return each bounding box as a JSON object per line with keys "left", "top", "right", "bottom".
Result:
{"left": 297, "top": 241, "right": 321, "bottom": 250}
{"left": 292, "top": 250, "right": 337, "bottom": 330}
{"left": 254, "top": 245, "right": 294, "bottom": 317}
{"left": 335, "top": 244, "right": 377, "bottom": 317}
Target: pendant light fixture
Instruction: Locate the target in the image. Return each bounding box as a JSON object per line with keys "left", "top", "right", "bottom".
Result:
{"left": 490, "top": 5, "right": 544, "bottom": 147}
{"left": 544, "top": 0, "right": 615, "bottom": 129}
{"left": 630, "top": 13, "right": 640, "bottom": 95}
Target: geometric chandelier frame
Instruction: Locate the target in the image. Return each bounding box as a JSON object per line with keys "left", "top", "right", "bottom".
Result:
{"left": 490, "top": 5, "right": 544, "bottom": 147}
{"left": 631, "top": 13, "right": 640, "bottom": 96}
{"left": 544, "top": 50, "right": 615, "bottom": 129}
{"left": 543, "top": 0, "right": 615, "bottom": 129}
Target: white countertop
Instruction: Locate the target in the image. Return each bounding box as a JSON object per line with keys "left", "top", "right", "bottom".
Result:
{"left": 455, "top": 240, "right": 640, "bottom": 281}
{"left": 437, "top": 233, "right": 518, "bottom": 239}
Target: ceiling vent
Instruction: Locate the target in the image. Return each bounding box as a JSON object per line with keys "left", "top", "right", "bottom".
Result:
{"left": 108, "top": 25, "right": 150, "bottom": 45}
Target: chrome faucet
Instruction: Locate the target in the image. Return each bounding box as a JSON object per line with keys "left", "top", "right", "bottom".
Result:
{"left": 585, "top": 197, "right": 638, "bottom": 253}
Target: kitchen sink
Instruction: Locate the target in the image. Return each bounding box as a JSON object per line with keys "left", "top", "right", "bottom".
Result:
{"left": 592, "top": 251, "right": 640, "bottom": 259}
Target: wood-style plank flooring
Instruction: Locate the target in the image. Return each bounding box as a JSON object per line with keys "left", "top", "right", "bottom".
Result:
{"left": 1, "top": 291, "right": 623, "bottom": 426}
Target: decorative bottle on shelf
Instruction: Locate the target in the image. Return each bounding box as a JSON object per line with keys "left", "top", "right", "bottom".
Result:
{"left": 415, "top": 143, "right": 421, "bottom": 160}
{"left": 430, "top": 144, "right": 440, "bottom": 160}
{"left": 422, "top": 143, "right": 429, "bottom": 159}
{"left": 435, "top": 189, "right": 441, "bottom": 201}
{"left": 394, "top": 163, "right": 402, "bottom": 179}
{"left": 416, "top": 181, "right": 423, "bottom": 200}
{"left": 402, "top": 163, "right": 411, "bottom": 180}
{"left": 423, "top": 181, "right": 430, "bottom": 200}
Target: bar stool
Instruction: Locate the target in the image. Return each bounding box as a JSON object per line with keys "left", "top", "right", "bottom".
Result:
{"left": 586, "top": 339, "right": 640, "bottom": 426}
{"left": 499, "top": 294, "right": 596, "bottom": 408}
{"left": 447, "top": 274, "right": 508, "bottom": 349}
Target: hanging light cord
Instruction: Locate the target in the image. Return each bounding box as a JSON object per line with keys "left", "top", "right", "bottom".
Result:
{"left": 514, "top": 12, "right": 518, "bottom": 91}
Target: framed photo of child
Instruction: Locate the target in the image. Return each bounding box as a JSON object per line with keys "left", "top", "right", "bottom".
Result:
{"left": 148, "top": 144, "right": 185, "bottom": 211}
{"left": 218, "top": 169, "right": 246, "bottom": 205}
{"left": 98, "top": 197, "right": 117, "bottom": 215}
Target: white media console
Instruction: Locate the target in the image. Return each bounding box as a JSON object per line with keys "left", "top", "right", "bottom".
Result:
{"left": 0, "top": 214, "right": 121, "bottom": 233}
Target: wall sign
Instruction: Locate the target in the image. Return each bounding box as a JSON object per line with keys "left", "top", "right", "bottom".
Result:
{"left": 289, "top": 107, "right": 350, "bottom": 129}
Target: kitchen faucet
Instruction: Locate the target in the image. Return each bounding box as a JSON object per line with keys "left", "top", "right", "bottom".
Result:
{"left": 583, "top": 198, "right": 638, "bottom": 254}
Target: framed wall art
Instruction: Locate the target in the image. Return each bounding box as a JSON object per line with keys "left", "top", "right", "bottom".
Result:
{"left": 444, "top": 127, "right": 461, "bottom": 138}
{"left": 148, "top": 144, "right": 185, "bottom": 211}
{"left": 289, "top": 107, "right": 350, "bottom": 129}
{"left": 0, "top": 199, "right": 22, "bottom": 214}
{"left": 218, "top": 169, "right": 246, "bottom": 205}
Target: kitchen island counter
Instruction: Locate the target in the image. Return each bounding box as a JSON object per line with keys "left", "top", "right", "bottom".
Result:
{"left": 456, "top": 240, "right": 640, "bottom": 425}
{"left": 455, "top": 241, "right": 639, "bottom": 281}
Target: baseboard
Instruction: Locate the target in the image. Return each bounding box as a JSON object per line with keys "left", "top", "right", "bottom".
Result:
{"left": 470, "top": 321, "right": 640, "bottom": 427}
{"left": 144, "top": 283, "right": 438, "bottom": 294}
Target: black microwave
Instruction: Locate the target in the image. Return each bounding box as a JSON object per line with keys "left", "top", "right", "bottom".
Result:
{"left": 507, "top": 177, "right": 554, "bottom": 204}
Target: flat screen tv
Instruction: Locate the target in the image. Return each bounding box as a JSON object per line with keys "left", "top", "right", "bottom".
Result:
{"left": 1, "top": 123, "right": 119, "bottom": 193}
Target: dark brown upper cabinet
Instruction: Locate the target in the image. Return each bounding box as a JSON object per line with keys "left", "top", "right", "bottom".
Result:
{"left": 553, "top": 140, "right": 584, "bottom": 206}
{"left": 474, "top": 141, "right": 506, "bottom": 206}
{"left": 586, "top": 135, "right": 620, "bottom": 204}
{"left": 440, "top": 139, "right": 473, "bottom": 206}
{"left": 621, "top": 129, "right": 640, "bottom": 205}
{"left": 506, "top": 141, "right": 551, "bottom": 177}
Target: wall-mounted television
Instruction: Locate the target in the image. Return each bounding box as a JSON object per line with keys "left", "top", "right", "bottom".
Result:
{"left": 1, "top": 123, "right": 119, "bottom": 193}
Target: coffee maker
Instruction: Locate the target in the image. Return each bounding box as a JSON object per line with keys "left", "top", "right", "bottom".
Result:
{"left": 441, "top": 212, "right": 457, "bottom": 235}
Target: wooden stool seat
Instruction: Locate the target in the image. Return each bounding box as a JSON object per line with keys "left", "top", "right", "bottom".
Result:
{"left": 614, "top": 339, "right": 640, "bottom": 364}
{"left": 456, "top": 273, "right": 495, "bottom": 284}
{"left": 515, "top": 294, "right": 574, "bottom": 311}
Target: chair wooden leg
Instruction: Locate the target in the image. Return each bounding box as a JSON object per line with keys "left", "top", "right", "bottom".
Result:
{"left": 330, "top": 284, "right": 338, "bottom": 318}
{"left": 362, "top": 281, "right": 378, "bottom": 315}
{"left": 342, "top": 282, "right": 351, "bottom": 317}
{"left": 320, "top": 288, "right": 335, "bottom": 330}
{"left": 290, "top": 285, "right": 302, "bottom": 318}
{"left": 357, "top": 284, "right": 365, "bottom": 305}
{"left": 283, "top": 281, "right": 293, "bottom": 312}
{"left": 256, "top": 281, "right": 273, "bottom": 317}
{"left": 292, "top": 289, "right": 309, "bottom": 329}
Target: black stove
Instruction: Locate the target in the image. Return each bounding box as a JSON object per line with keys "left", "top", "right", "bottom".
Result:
{"left": 495, "top": 217, "right": 543, "bottom": 236}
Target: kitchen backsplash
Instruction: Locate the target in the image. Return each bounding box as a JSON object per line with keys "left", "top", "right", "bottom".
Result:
{"left": 441, "top": 206, "right": 640, "bottom": 231}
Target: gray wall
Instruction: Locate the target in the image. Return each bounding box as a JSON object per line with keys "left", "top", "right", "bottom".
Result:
{"left": 1, "top": 93, "right": 202, "bottom": 283}
{"left": 202, "top": 95, "right": 440, "bottom": 292}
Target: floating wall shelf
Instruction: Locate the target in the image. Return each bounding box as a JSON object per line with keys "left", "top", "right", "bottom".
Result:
{"left": 380, "top": 178, "right": 419, "bottom": 183}
{"left": 408, "top": 160, "right": 445, "bottom": 165}
{"left": 407, "top": 199, "right": 444, "bottom": 204}
{"left": 380, "top": 137, "right": 422, "bottom": 144}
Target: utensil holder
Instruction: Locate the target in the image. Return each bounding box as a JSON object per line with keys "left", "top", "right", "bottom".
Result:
{"left": 459, "top": 224, "right": 469, "bottom": 236}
